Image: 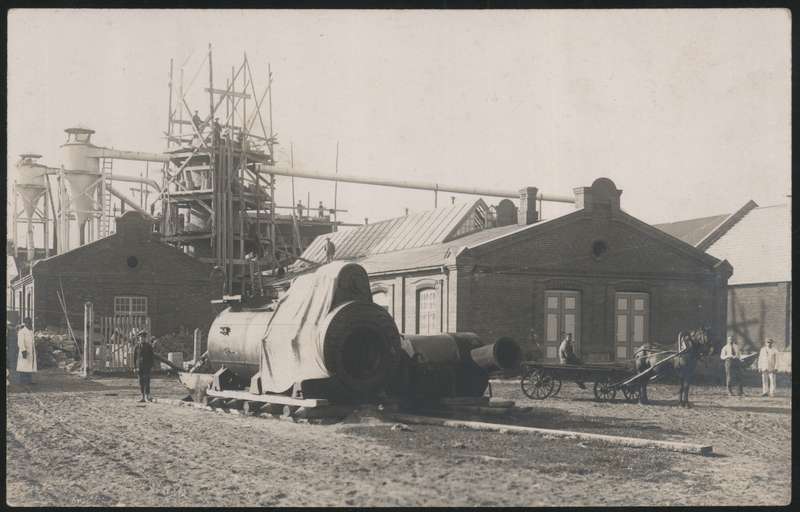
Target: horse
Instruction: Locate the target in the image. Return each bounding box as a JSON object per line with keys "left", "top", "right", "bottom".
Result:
{"left": 633, "top": 327, "right": 714, "bottom": 408}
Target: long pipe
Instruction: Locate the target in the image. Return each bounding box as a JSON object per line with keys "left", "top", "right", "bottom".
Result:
{"left": 255, "top": 165, "right": 576, "bottom": 203}
{"left": 88, "top": 147, "right": 171, "bottom": 163}
{"left": 42, "top": 165, "right": 160, "bottom": 192}
{"left": 106, "top": 184, "right": 150, "bottom": 217}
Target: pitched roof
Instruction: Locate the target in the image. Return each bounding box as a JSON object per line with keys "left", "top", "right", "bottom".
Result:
{"left": 705, "top": 204, "right": 791, "bottom": 285}
{"left": 298, "top": 199, "right": 490, "bottom": 265}
{"left": 358, "top": 222, "right": 535, "bottom": 274}
{"left": 653, "top": 213, "right": 730, "bottom": 246}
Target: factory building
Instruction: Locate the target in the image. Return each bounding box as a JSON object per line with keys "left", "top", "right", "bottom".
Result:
{"left": 296, "top": 178, "right": 732, "bottom": 363}
{"left": 9, "top": 211, "right": 223, "bottom": 336}
{"left": 655, "top": 200, "right": 791, "bottom": 370}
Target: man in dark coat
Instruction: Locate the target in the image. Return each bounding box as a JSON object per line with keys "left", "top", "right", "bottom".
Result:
{"left": 133, "top": 330, "right": 155, "bottom": 402}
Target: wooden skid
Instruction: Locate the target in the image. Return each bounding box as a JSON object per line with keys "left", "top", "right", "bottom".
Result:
{"left": 205, "top": 388, "right": 329, "bottom": 408}
{"left": 388, "top": 413, "right": 713, "bottom": 456}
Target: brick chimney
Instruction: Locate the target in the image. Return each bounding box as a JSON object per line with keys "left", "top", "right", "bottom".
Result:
{"left": 573, "top": 178, "right": 622, "bottom": 212}
{"left": 517, "top": 187, "right": 539, "bottom": 225}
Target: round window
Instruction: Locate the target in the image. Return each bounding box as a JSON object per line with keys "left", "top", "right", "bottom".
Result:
{"left": 127, "top": 256, "right": 139, "bottom": 268}
{"left": 592, "top": 240, "right": 608, "bottom": 259}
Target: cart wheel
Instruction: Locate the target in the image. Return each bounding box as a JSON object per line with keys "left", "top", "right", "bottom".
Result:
{"left": 593, "top": 378, "right": 617, "bottom": 402}
{"left": 551, "top": 377, "right": 562, "bottom": 397}
{"left": 622, "top": 383, "right": 640, "bottom": 403}
{"left": 521, "top": 369, "right": 555, "bottom": 399}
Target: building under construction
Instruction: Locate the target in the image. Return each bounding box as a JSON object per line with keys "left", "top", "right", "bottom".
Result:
{"left": 10, "top": 46, "right": 340, "bottom": 301}
{"left": 156, "top": 47, "right": 341, "bottom": 296}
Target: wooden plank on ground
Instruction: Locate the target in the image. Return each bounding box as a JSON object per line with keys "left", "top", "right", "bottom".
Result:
{"left": 387, "top": 413, "right": 713, "bottom": 456}
{"left": 205, "top": 388, "right": 329, "bottom": 408}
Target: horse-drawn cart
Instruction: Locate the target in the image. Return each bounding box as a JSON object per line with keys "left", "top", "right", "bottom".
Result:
{"left": 520, "top": 362, "right": 643, "bottom": 402}
{"left": 520, "top": 346, "right": 694, "bottom": 403}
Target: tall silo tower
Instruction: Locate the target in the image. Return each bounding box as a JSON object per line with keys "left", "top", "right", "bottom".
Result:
{"left": 13, "top": 153, "right": 50, "bottom": 260}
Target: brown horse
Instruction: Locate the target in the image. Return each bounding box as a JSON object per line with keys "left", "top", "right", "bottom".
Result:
{"left": 634, "top": 327, "right": 714, "bottom": 408}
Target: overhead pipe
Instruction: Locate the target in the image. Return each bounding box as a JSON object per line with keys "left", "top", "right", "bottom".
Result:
{"left": 106, "top": 184, "right": 151, "bottom": 217}
{"left": 255, "top": 165, "right": 576, "bottom": 203}
{"left": 88, "top": 147, "right": 171, "bottom": 163}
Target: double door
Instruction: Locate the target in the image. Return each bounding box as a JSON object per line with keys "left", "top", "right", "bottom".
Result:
{"left": 544, "top": 290, "right": 580, "bottom": 360}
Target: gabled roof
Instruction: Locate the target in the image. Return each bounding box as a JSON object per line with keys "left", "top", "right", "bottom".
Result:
{"left": 654, "top": 214, "right": 730, "bottom": 247}
{"left": 298, "top": 199, "right": 491, "bottom": 265}
{"left": 705, "top": 204, "right": 791, "bottom": 285}
{"left": 358, "top": 222, "right": 536, "bottom": 274}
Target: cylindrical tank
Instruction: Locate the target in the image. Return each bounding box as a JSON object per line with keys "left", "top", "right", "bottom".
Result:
{"left": 15, "top": 154, "right": 47, "bottom": 220}
{"left": 397, "top": 333, "right": 523, "bottom": 398}
{"left": 61, "top": 127, "right": 101, "bottom": 229}
{"left": 206, "top": 262, "right": 402, "bottom": 398}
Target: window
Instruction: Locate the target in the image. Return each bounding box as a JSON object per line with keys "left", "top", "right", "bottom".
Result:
{"left": 417, "top": 288, "right": 439, "bottom": 335}
{"left": 615, "top": 292, "right": 649, "bottom": 360}
{"left": 544, "top": 290, "right": 581, "bottom": 360}
{"left": 114, "top": 296, "right": 148, "bottom": 317}
{"left": 372, "top": 291, "right": 391, "bottom": 314}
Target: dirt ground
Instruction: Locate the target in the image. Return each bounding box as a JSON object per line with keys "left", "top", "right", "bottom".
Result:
{"left": 6, "top": 368, "right": 792, "bottom": 507}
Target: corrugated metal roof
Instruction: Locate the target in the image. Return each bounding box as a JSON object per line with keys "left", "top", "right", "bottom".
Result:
{"left": 299, "top": 200, "right": 487, "bottom": 264}
{"left": 654, "top": 213, "right": 730, "bottom": 246}
{"left": 705, "top": 204, "right": 791, "bottom": 285}
{"left": 359, "top": 222, "right": 549, "bottom": 274}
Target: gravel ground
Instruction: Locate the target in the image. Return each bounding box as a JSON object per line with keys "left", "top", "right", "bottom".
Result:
{"left": 6, "top": 368, "right": 792, "bottom": 507}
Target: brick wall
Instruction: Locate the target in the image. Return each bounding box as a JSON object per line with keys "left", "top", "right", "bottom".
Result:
{"left": 31, "top": 230, "right": 222, "bottom": 338}
{"left": 727, "top": 282, "right": 791, "bottom": 352}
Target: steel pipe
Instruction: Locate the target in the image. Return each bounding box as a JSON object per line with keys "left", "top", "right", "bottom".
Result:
{"left": 88, "top": 147, "right": 171, "bottom": 163}
{"left": 255, "top": 164, "right": 576, "bottom": 203}
{"left": 106, "top": 184, "right": 150, "bottom": 217}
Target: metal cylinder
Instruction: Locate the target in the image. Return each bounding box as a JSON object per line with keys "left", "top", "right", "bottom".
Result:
{"left": 205, "top": 262, "right": 402, "bottom": 397}
{"left": 470, "top": 336, "right": 523, "bottom": 372}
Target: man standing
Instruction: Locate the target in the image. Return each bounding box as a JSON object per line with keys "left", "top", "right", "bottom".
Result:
{"left": 527, "top": 329, "right": 543, "bottom": 362}
{"left": 16, "top": 317, "right": 37, "bottom": 385}
{"left": 720, "top": 336, "right": 743, "bottom": 396}
{"left": 133, "top": 330, "right": 155, "bottom": 402}
{"left": 318, "top": 201, "right": 325, "bottom": 218}
{"left": 296, "top": 200, "right": 304, "bottom": 219}
{"left": 324, "top": 237, "right": 336, "bottom": 263}
{"left": 558, "top": 333, "right": 586, "bottom": 389}
{"left": 758, "top": 338, "right": 778, "bottom": 397}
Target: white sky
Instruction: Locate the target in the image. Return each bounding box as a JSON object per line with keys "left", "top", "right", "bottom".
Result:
{"left": 7, "top": 8, "right": 791, "bottom": 245}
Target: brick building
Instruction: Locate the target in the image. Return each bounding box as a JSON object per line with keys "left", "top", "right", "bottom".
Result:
{"left": 9, "top": 211, "right": 223, "bottom": 336}
{"left": 656, "top": 201, "right": 791, "bottom": 370}
{"left": 295, "top": 178, "right": 732, "bottom": 363}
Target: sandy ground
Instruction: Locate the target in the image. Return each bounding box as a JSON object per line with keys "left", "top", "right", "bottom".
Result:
{"left": 6, "top": 368, "right": 792, "bottom": 507}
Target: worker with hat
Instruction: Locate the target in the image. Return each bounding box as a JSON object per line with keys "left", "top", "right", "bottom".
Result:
{"left": 133, "top": 329, "right": 155, "bottom": 402}
{"left": 758, "top": 338, "right": 778, "bottom": 397}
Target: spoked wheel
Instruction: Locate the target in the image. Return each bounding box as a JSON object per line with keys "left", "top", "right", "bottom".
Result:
{"left": 551, "top": 377, "right": 563, "bottom": 397}
{"left": 593, "top": 378, "right": 617, "bottom": 402}
{"left": 621, "top": 383, "right": 641, "bottom": 403}
{"left": 521, "top": 368, "right": 556, "bottom": 400}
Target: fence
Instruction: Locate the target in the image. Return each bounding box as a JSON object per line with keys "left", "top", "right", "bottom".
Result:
{"left": 83, "top": 302, "right": 151, "bottom": 374}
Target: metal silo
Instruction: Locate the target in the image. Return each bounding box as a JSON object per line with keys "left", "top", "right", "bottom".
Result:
{"left": 13, "top": 154, "right": 49, "bottom": 260}
{"left": 60, "top": 127, "right": 102, "bottom": 247}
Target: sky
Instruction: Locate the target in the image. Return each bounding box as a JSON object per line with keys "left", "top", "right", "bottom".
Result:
{"left": 7, "top": 9, "right": 791, "bottom": 248}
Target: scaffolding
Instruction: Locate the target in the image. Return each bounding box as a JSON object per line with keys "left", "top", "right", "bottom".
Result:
{"left": 159, "top": 45, "right": 338, "bottom": 296}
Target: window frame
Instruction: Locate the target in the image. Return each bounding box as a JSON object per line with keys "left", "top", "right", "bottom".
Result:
{"left": 114, "top": 296, "right": 149, "bottom": 317}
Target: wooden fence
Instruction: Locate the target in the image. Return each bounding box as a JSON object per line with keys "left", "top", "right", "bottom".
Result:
{"left": 88, "top": 310, "right": 151, "bottom": 372}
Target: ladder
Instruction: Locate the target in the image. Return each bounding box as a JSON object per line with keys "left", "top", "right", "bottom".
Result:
{"left": 98, "top": 158, "right": 114, "bottom": 238}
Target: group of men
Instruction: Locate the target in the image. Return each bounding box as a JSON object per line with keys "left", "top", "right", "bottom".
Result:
{"left": 526, "top": 329, "right": 781, "bottom": 398}
{"left": 720, "top": 335, "right": 779, "bottom": 397}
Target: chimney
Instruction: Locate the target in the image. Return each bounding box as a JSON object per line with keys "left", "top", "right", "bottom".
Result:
{"left": 517, "top": 187, "right": 539, "bottom": 225}
{"left": 573, "top": 178, "right": 622, "bottom": 212}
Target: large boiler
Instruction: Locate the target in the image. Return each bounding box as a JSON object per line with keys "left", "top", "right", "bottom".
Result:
{"left": 193, "top": 261, "right": 522, "bottom": 403}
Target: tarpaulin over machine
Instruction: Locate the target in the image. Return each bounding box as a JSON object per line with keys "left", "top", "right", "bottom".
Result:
{"left": 250, "top": 261, "right": 401, "bottom": 395}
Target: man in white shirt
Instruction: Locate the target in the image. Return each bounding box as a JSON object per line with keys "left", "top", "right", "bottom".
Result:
{"left": 16, "top": 317, "right": 37, "bottom": 385}
{"left": 758, "top": 338, "right": 778, "bottom": 397}
{"left": 719, "top": 336, "right": 743, "bottom": 396}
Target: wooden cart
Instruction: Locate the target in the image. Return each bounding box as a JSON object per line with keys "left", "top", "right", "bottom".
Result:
{"left": 519, "top": 362, "right": 642, "bottom": 402}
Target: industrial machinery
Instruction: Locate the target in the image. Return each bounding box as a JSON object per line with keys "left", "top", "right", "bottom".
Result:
{"left": 183, "top": 262, "right": 522, "bottom": 409}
